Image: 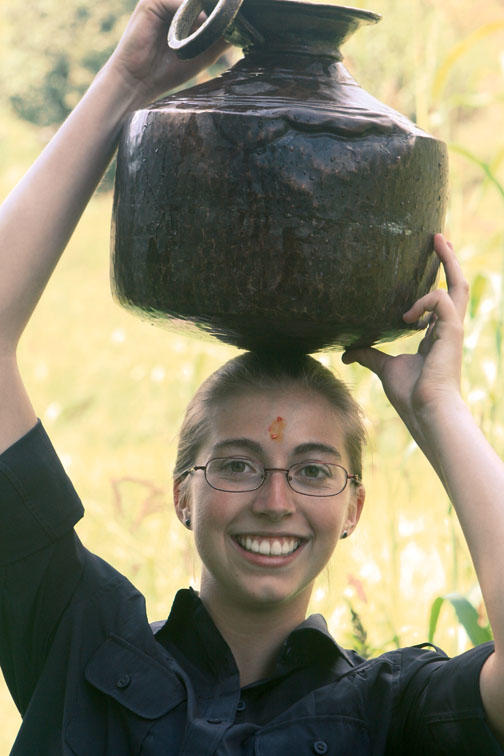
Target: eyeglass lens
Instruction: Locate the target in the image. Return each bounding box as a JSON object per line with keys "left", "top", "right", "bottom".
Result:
{"left": 205, "top": 458, "right": 348, "bottom": 496}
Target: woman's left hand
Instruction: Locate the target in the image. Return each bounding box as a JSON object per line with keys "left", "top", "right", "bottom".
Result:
{"left": 342, "top": 234, "right": 469, "bottom": 429}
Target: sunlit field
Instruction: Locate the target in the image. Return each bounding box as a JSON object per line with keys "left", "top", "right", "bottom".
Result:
{"left": 1, "top": 0, "right": 504, "bottom": 751}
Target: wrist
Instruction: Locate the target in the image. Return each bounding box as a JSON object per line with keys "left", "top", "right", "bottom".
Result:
{"left": 94, "top": 60, "right": 153, "bottom": 123}
{"left": 414, "top": 390, "right": 468, "bottom": 436}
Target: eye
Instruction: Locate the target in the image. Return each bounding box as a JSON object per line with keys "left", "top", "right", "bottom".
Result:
{"left": 211, "top": 457, "right": 260, "bottom": 478}
{"left": 226, "top": 459, "right": 251, "bottom": 474}
{"left": 294, "top": 461, "right": 332, "bottom": 480}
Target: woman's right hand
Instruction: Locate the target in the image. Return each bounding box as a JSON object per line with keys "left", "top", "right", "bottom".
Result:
{"left": 106, "top": 0, "right": 230, "bottom": 108}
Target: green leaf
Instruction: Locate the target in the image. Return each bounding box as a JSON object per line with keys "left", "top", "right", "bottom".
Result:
{"left": 428, "top": 593, "right": 493, "bottom": 647}
{"left": 449, "top": 144, "right": 504, "bottom": 204}
{"left": 432, "top": 21, "right": 504, "bottom": 103}
{"left": 428, "top": 596, "right": 444, "bottom": 644}
{"left": 469, "top": 273, "right": 491, "bottom": 320}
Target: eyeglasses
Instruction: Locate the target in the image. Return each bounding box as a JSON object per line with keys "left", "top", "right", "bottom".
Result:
{"left": 187, "top": 457, "right": 361, "bottom": 497}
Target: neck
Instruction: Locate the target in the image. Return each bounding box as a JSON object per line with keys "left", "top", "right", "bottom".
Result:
{"left": 200, "top": 582, "right": 312, "bottom": 687}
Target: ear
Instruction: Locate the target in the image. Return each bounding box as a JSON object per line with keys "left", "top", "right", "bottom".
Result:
{"left": 344, "top": 483, "right": 365, "bottom": 537}
{"left": 173, "top": 477, "right": 191, "bottom": 527}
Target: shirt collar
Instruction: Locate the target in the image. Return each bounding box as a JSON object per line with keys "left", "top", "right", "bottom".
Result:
{"left": 286, "top": 613, "right": 356, "bottom": 668}
{"left": 155, "top": 588, "right": 356, "bottom": 680}
{"left": 156, "top": 587, "right": 238, "bottom": 681}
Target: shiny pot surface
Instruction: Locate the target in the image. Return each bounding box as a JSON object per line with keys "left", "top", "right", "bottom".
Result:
{"left": 111, "top": 0, "right": 448, "bottom": 352}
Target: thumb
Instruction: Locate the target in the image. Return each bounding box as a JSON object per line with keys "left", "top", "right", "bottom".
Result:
{"left": 342, "top": 346, "right": 389, "bottom": 377}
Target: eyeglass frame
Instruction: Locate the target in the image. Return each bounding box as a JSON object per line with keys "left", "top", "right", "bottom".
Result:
{"left": 185, "top": 457, "right": 362, "bottom": 497}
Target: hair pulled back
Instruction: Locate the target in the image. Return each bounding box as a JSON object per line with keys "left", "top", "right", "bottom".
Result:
{"left": 174, "top": 352, "right": 366, "bottom": 486}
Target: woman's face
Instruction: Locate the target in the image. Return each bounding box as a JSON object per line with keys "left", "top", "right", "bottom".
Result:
{"left": 175, "top": 387, "right": 365, "bottom": 617}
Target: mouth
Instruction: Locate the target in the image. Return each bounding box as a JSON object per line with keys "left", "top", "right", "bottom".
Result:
{"left": 233, "top": 535, "right": 305, "bottom": 557}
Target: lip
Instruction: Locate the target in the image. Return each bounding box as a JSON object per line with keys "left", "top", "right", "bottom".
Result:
{"left": 232, "top": 531, "right": 309, "bottom": 539}
{"left": 230, "top": 533, "right": 309, "bottom": 567}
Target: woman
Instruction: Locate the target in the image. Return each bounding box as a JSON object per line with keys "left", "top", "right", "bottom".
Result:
{"left": 1, "top": 1, "right": 503, "bottom": 753}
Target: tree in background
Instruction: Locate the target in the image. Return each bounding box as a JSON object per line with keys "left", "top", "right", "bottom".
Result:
{"left": 3, "top": 0, "right": 137, "bottom": 126}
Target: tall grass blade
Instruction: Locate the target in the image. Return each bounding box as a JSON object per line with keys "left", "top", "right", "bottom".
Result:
{"left": 449, "top": 144, "right": 504, "bottom": 202}
{"left": 469, "top": 273, "right": 491, "bottom": 320}
{"left": 432, "top": 21, "right": 504, "bottom": 103}
{"left": 428, "top": 593, "right": 493, "bottom": 647}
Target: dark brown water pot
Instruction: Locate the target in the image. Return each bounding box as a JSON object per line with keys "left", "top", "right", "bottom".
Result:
{"left": 111, "top": 0, "right": 448, "bottom": 353}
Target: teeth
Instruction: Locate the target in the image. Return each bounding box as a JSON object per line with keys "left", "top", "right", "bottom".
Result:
{"left": 281, "top": 540, "right": 297, "bottom": 556}
{"left": 271, "top": 541, "right": 282, "bottom": 556}
{"left": 236, "top": 536, "right": 301, "bottom": 556}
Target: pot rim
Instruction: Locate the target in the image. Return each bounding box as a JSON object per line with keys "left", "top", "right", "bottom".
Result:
{"left": 242, "top": 0, "right": 381, "bottom": 25}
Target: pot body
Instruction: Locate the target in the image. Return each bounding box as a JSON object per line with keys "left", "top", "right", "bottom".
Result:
{"left": 112, "top": 1, "right": 448, "bottom": 352}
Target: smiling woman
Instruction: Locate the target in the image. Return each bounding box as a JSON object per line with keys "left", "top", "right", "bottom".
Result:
{"left": 1, "top": 0, "right": 504, "bottom": 754}
{"left": 171, "top": 369, "right": 365, "bottom": 659}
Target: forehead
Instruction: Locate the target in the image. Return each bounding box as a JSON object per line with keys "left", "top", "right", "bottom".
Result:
{"left": 205, "top": 387, "right": 348, "bottom": 458}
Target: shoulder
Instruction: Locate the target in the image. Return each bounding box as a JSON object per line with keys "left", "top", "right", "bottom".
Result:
{"left": 388, "top": 642, "right": 502, "bottom": 754}
{"left": 0, "top": 420, "right": 84, "bottom": 565}
{"left": 356, "top": 641, "right": 495, "bottom": 708}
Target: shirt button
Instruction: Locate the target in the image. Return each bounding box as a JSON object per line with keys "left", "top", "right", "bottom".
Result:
{"left": 312, "top": 741, "right": 328, "bottom": 755}
{"left": 115, "top": 674, "right": 131, "bottom": 689}
{"left": 236, "top": 700, "right": 246, "bottom": 712}
{"left": 207, "top": 718, "right": 222, "bottom": 724}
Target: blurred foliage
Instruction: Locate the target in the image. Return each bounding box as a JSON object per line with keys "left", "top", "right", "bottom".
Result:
{"left": 428, "top": 591, "right": 493, "bottom": 647}
{"left": 1, "top": 0, "right": 504, "bottom": 751}
{"left": 2, "top": 0, "right": 137, "bottom": 126}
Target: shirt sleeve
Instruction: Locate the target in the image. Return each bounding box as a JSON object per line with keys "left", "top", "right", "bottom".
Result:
{"left": 0, "top": 420, "right": 84, "bottom": 565}
{"left": 0, "top": 421, "right": 86, "bottom": 712}
{"left": 400, "top": 642, "right": 504, "bottom": 754}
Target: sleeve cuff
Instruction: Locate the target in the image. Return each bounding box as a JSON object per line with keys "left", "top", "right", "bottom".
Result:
{"left": 0, "top": 420, "right": 84, "bottom": 565}
{"left": 405, "top": 642, "right": 503, "bottom": 754}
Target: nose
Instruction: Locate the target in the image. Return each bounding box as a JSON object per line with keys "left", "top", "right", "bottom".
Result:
{"left": 251, "top": 469, "right": 296, "bottom": 520}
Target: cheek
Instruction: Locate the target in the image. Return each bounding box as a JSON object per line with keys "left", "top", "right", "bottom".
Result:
{"left": 191, "top": 501, "right": 219, "bottom": 568}
{"left": 312, "top": 501, "right": 348, "bottom": 547}
{"left": 191, "top": 487, "right": 233, "bottom": 539}
{"left": 191, "top": 494, "right": 239, "bottom": 575}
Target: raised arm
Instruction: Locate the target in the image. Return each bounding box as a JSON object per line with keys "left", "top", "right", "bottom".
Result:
{"left": 343, "top": 234, "right": 504, "bottom": 743}
{"left": 0, "top": 0, "right": 227, "bottom": 453}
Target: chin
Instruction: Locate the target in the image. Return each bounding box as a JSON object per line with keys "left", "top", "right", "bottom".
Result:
{"left": 237, "top": 578, "right": 312, "bottom": 611}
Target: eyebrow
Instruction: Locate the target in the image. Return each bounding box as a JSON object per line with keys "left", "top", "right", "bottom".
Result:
{"left": 211, "top": 438, "right": 342, "bottom": 460}
{"left": 212, "top": 438, "right": 263, "bottom": 457}
{"left": 292, "top": 442, "right": 342, "bottom": 460}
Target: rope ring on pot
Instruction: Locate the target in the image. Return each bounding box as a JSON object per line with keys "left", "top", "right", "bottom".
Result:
{"left": 168, "top": 0, "right": 244, "bottom": 60}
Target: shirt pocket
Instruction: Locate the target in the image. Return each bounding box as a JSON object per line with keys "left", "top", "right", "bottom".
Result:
{"left": 253, "top": 714, "right": 371, "bottom": 756}
{"left": 65, "top": 635, "right": 187, "bottom": 755}
{"left": 421, "top": 715, "right": 504, "bottom": 756}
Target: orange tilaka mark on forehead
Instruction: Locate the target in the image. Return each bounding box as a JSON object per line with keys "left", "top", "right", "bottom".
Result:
{"left": 268, "top": 416, "right": 286, "bottom": 441}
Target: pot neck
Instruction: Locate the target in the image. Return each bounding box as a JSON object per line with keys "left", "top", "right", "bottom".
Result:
{"left": 227, "top": 1, "right": 380, "bottom": 59}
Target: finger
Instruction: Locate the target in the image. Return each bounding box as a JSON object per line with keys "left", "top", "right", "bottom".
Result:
{"left": 403, "top": 287, "right": 461, "bottom": 329}
{"left": 417, "top": 317, "right": 437, "bottom": 355}
{"left": 403, "top": 288, "right": 450, "bottom": 323}
{"left": 433, "top": 234, "right": 469, "bottom": 318}
{"left": 342, "top": 346, "right": 389, "bottom": 377}
{"left": 415, "top": 311, "right": 437, "bottom": 354}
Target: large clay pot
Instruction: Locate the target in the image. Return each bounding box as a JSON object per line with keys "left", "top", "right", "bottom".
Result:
{"left": 111, "top": 0, "right": 448, "bottom": 353}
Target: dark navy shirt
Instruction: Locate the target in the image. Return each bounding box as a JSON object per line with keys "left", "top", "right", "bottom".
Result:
{"left": 0, "top": 421, "right": 502, "bottom": 755}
